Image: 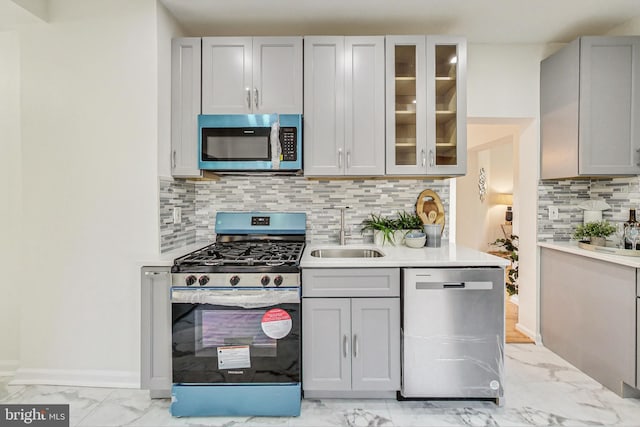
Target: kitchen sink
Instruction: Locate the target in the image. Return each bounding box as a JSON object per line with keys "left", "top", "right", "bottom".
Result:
{"left": 309, "top": 248, "right": 385, "bottom": 258}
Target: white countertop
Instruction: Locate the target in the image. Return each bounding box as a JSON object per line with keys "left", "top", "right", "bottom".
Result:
{"left": 538, "top": 241, "right": 640, "bottom": 268}
{"left": 300, "top": 242, "right": 510, "bottom": 268}
{"left": 138, "top": 241, "right": 213, "bottom": 267}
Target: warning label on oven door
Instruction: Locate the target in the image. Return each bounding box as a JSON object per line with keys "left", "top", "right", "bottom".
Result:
{"left": 217, "top": 345, "right": 251, "bottom": 370}
{"left": 261, "top": 308, "right": 292, "bottom": 339}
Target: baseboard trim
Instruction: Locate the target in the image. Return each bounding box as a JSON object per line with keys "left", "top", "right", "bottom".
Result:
{"left": 515, "top": 322, "right": 537, "bottom": 342}
{"left": 0, "top": 360, "right": 19, "bottom": 376}
{"left": 10, "top": 368, "right": 139, "bottom": 389}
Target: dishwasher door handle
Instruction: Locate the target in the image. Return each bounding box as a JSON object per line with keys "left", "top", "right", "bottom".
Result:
{"left": 416, "top": 281, "right": 493, "bottom": 290}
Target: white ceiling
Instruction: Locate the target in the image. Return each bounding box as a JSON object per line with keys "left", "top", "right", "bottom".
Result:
{"left": 160, "top": 0, "right": 640, "bottom": 43}
{"left": 2, "top": 0, "right": 639, "bottom": 43}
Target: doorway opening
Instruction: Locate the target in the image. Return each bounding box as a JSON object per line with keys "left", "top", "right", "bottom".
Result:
{"left": 456, "top": 120, "right": 533, "bottom": 344}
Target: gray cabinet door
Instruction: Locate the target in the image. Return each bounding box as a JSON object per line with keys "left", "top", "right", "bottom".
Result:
{"left": 140, "top": 267, "right": 172, "bottom": 398}
{"left": 202, "top": 37, "right": 252, "bottom": 114}
{"left": 252, "top": 37, "right": 302, "bottom": 114}
{"left": 344, "top": 36, "right": 386, "bottom": 176}
{"left": 579, "top": 36, "right": 640, "bottom": 175}
{"left": 303, "top": 36, "right": 345, "bottom": 176}
{"left": 170, "top": 38, "right": 202, "bottom": 178}
{"left": 540, "top": 249, "right": 636, "bottom": 396}
{"left": 302, "top": 298, "right": 351, "bottom": 391}
{"left": 351, "top": 298, "right": 400, "bottom": 391}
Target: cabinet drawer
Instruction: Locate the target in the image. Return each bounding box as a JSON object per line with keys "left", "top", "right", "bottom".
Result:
{"left": 302, "top": 268, "right": 400, "bottom": 297}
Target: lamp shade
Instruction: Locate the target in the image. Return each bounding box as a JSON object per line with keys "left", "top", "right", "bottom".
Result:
{"left": 491, "top": 193, "right": 513, "bottom": 206}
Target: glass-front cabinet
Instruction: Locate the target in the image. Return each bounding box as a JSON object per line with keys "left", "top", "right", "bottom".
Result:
{"left": 385, "top": 36, "right": 466, "bottom": 176}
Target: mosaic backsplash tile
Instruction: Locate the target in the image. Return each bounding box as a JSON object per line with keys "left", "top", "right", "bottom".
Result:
{"left": 159, "top": 178, "right": 197, "bottom": 252}
{"left": 537, "top": 176, "right": 640, "bottom": 241}
{"left": 194, "top": 177, "right": 450, "bottom": 245}
{"left": 160, "top": 176, "right": 450, "bottom": 251}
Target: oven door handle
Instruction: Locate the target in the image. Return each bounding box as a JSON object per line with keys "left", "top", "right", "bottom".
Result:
{"left": 170, "top": 288, "right": 300, "bottom": 307}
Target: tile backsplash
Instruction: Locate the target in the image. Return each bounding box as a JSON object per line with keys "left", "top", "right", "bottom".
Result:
{"left": 160, "top": 176, "right": 450, "bottom": 252}
{"left": 537, "top": 176, "right": 640, "bottom": 241}
{"left": 159, "top": 178, "right": 197, "bottom": 252}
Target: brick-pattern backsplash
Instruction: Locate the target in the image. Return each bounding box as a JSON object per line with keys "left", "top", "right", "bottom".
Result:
{"left": 537, "top": 176, "right": 640, "bottom": 242}
{"left": 194, "top": 176, "right": 451, "bottom": 245}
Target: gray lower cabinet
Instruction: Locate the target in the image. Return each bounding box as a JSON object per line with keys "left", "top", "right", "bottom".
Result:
{"left": 540, "top": 249, "right": 639, "bottom": 397}
{"left": 140, "top": 266, "right": 172, "bottom": 398}
{"left": 302, "top": 268, "right": 400, "bottom": 398}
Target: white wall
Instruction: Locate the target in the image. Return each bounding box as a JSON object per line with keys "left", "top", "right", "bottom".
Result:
{"left": 457, "top": 140, "right": 514, "bottom": 252}
{"left": 606, "top": 17, "right": 640, "bottom": 35}
{"left": 0, "top": 30, "right": 22, "bottom": 373}
{"left": 14, "top": 0, "right": 160, "bottom": 386}
{"left": 467, "top": 44, "right": 548, "bottom": 119}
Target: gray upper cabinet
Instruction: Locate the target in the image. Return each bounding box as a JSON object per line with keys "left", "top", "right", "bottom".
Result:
{"left": 541, "top": 36, "right": 640, "bottom": 179}
{"left": 202, "top": 37, "right": 302, "bottom": 115}
{"left": 171, "top": 37, "right": 202, "bottom": 178}
{"left": 385, "top": 35, "right": 467, "bottom": 176}
{"left": 304, "top": 36, "right": 385, "bottom": 176}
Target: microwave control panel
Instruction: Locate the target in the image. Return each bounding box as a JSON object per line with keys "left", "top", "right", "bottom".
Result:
{"left": 279, "top": 127, "right": 297, "bottom": 161}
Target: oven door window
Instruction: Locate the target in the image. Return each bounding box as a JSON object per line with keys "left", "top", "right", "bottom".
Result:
{"left": 201, "top": 127, "right": 271, "bottom": 161}
{"left": 172, "top": 301, "right": 300, "bottom": 384}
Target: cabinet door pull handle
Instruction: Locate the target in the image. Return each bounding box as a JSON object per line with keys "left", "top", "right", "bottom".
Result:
{"left": 346, "top": 151, "right": 351, "bottom": 169}
{"left": 246, "top": 88, "right": 251, "bottom": 110}
{"left": 144, "top": 271, "right": 169, "bottom": 276}
{"left": 353, "top": 334, "right": 358, "bottom": 358}
{"left": 172, "top": 150, "right": 176, "bottom": 169}
{"left": 429, "top": 149, "right": 435, "bottom": 167}
{"left": 343, "top": 334, "right": 349, "bottom": 358}
{"left": 254, "top": 88, "right": 259, "bottom": 109}
{"left": 338, "top": 148, "right": 343, "bottom": 168}
{"left": 421, "top": 149, "right": 426, "bottom": 168}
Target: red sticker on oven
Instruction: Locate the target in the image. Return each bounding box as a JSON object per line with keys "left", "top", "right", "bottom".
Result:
{"left": 261, "top": 308, "right": 292, "bottom": 339}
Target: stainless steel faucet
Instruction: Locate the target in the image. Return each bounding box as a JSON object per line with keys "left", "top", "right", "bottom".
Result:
{"left": 337, "top": 206, "right": 351, "bottom": 245}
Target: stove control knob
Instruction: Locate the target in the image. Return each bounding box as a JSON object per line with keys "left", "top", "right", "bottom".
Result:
{"left": 229, "top": 275, "right": 240, "bottom": 286}
{"left": 273, "top": 275, "right": 283, "bottom": 287}
{"left": 185, "top": 275, "right": 197, "bottom": 286}
{"left": 261, "top": 275, "right": 270, "bottom": 287}
{"left": 198, "top": 275, "right": 210, "bottom": 286}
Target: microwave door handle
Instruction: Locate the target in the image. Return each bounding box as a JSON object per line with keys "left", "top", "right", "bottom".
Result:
{"left": 246, "top": 88, "right": 251, "bottom": 110}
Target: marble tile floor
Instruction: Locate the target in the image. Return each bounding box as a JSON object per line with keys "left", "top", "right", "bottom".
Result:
{"left": 2, "top": 344, "right": 640, "bottom": 426}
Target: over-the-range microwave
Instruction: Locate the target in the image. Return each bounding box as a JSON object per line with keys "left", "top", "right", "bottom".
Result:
{"left": 198, "top": 114, "right": 302, "bottom": 173}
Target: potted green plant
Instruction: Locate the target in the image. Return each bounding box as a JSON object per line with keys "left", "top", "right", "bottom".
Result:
{"left": 490, "top": 234, "right": 519, "bottom": 297}
{"left": 572, "top": 220, "right": 616, "bottom": 246}
{"left": 361, "top": 213, "right": 397, "bottom": 245}
{"left": 394, "top": 211, "right": 424, "bottom": 244}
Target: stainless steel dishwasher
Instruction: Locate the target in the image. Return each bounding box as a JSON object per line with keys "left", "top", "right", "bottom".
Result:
{"left": 401, "top": 267, "right": 505, "bottom": 404}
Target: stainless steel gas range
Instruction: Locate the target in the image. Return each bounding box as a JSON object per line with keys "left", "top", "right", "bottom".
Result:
{"left": 169, "top": 212, "right": 306, "bottom": 417}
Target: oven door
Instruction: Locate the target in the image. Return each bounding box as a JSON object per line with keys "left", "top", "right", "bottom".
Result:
{"left": 171, "top": 287, "right": 300, "bottom": 385}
